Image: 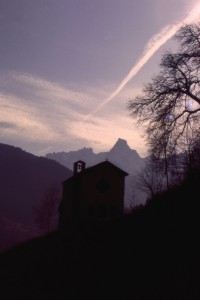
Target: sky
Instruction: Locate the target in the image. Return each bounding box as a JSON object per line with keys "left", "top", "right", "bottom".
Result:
{"left": 1, "top": 0, "right": 200, "bottom": 158}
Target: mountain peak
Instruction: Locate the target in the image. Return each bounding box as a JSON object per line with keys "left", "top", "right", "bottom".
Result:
{"left": 110, "top": 138, "right": 130, "bottom": 152}
{"left": 116, "top": 138, "right": 128, "bottom": 145}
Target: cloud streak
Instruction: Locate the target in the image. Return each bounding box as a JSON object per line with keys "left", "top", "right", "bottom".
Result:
{"left": 0, "top": 72, "right": 145, "bottom": 155}
{"left": 86, "top": 0, "right": 200, "bottom": 118}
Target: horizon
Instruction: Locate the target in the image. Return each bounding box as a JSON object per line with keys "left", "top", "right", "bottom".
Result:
{"left": 0, "top": 137, "right": 147, "bottom": 158}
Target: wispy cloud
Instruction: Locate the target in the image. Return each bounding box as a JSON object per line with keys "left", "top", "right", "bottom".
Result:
{"left": 0, "top": 73, "right": 94, "bottom": 142}
{"left": 0, "top": 72, "right": 145, "bottom": 155}
{"left": 0, "top": 121, "right": 15, "bottom": 129}
{"left": 86, "top": 0, "right": 200, "bottom": 118}
{"left": 0, "top": 92, "right": 57, "bottom": 141}
{"left": 11, "top": 72, "right": 97, "bottom": 115}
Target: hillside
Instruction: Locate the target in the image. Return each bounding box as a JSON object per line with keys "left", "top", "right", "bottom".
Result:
{"left": 0, "top": 143, "right": 72, "bottom": 251}
{"left": 1, "top": 179, "right": 200, "bottom": 299}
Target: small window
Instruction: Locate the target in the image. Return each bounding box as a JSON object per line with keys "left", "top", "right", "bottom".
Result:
{"left": 77, "top": 162, "right": 83, "bottom": 172}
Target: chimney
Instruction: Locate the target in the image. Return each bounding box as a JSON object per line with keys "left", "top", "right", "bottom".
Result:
{"left": 73, "top": 160, "right": 86, "bottom": 175}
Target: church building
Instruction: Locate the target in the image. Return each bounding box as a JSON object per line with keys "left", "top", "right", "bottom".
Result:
{"left": 59, "top": 160, "right": 128, "bottom": 227}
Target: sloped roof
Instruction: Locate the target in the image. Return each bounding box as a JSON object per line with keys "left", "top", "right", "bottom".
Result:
{"left": 74, "top": 160, "right": 85, "bottom": 164}
{"left": 63, "top": 160, "right": 128, "bottom": 184}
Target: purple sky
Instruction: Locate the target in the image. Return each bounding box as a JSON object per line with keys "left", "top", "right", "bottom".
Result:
{"left": 0, "top": 0, "right": 199, "bottom": 157}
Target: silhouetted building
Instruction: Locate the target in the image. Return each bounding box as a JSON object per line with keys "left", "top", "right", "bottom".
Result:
{"left": 59, "top": 160, "right": 128, "bottom": 227}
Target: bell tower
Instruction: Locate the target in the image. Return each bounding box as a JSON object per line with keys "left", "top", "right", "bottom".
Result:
{"left": 73, "top": 160, "right": 86, "bottom": 175}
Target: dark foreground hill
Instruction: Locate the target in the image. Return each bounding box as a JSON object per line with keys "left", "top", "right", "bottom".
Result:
{"left": 0, "top": 143, "right": 72, "bottom": 251}
{"left": 1, "top": 180, "right": 200, "bottom": 299}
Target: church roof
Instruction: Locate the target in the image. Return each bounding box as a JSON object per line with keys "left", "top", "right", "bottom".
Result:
{"left": 63, "top": 160, "right": 128, "bottom": 184}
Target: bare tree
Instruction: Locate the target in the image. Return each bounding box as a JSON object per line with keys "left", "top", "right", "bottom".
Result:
{"left": 182, "top": 133, "right": 200, "bottom": 182}
{"left": 176, "top": 126, "right": 200, "bottom": 172}
{"left": 128, "top": 23, "right": 200, "bottom": 160}
{"left": 34, "top": 185, "right": 60, "bottom": 234}
{"left": 133, "top": 156, "right": 166, "bottom": 199}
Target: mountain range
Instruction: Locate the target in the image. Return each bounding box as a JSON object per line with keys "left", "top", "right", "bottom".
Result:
{"left": 46, "top": 138, "right": 144, "bottom": 174}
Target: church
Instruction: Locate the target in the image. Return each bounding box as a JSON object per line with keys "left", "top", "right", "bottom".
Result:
{"left": 59, "top": 160, "right": 128, "bottom": 228}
